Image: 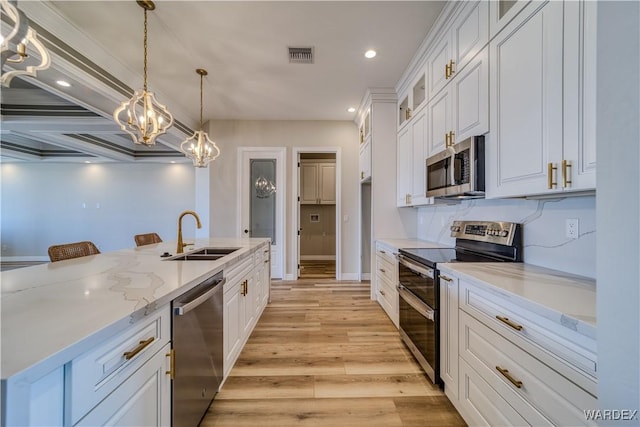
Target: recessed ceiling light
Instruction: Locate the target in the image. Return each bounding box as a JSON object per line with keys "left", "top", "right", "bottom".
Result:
{"left": 347, "top": 107, "right": 356, "bottom": 113}
{"left": 170, "top": 161, "right": 176, "bottom": 164}
{"left": 56, "top": 80, "right": 71, "bottom": 87}
{"left": 84, "top": 160, "right": 91, "bottom": 164}
{"left": 364, "top": 50, "right": 377, "bottom": 59}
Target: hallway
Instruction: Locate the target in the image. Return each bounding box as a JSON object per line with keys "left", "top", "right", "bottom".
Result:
{"left": 202, "top": 279, "right": 465, "bottom": 426}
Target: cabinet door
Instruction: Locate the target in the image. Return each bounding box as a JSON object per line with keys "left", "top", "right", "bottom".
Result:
{"left": 452, "top": 0, "right": 489, "bottom": 76}
{"left": 427, "top": 87, "right": 451, "bottom": 156}
{"left": 562, "top": 0, "right": 596, "bottom": 192}
{"left": 396, "top": 127, "right": 412, "bottom": 206}
{"left": 489, "top": 0, "right": 532, "bottom": 39}
{"left": 300, "top": 163, "right": 319, "bottom": 204}
{"left": 319, "top": 163, "right": 336, "bottom": 204}
{"left": 223, "top": 282, "right": 244, "bottom": 376}
{"left": 411, "top": 112, "right": 428, "bottom": 205}
{"left": 75, "top": 343, "right": 171, "bottom": 427}
{"left": 439, "top": 273, "right": 459, "bottom": 402}
{"left": 452, "top": 45, "right": 489, "bottom": 142}
{"left": 359, "top": 139, "right": 371, "bottom": 181}
{"left": 427, "top": 33, "right": 451, "bottom": 102}
{"left": 242, "top": 275, "right": 256, "bottom": 336}
{"left": 487, "top": 0, "right": 564, "bottom": 198}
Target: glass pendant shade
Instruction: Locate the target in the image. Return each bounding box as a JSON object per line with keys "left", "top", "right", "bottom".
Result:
{"left": 180, "top": 68, "right": 221, "bottom": 168}
{"left": 1, "top": 0, "right": 52, "bottom": 87}
{"left": 113, "top": 0, "right": 173, "bottom": 146}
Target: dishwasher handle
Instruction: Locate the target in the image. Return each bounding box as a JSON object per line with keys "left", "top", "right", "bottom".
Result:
{"left": 174, "top": 277, "right": 226, "bottom": 316}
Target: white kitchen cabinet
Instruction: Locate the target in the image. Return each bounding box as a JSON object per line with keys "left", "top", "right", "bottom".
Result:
{"left": 396, "top": 126, "right": 412, "bottom": 207}
{"left": 438, "top": 264, "right": 598, "bottom": 427}
{"left": 489, "top": 0, "right": 532, "bottom": 39}
{"left": 427, "top": 1, "right": 488, "bottom": 104}
{"left": 397, "top": 110, "right": 428, "bottom": 207}
{"left": 427, "top": 45, "right": 488, "bottom": 157}
{"left": 75, "top": 342, "right": 171, "bottom": 427}
{"left": 300, "top": 160, "right": 336, "bottom": 204}
{"left": 374, "top": 242, "right": 399, "bottom": 328}
{"left": 439, "top": 272, "right": 459, "bottom": 402}
{"left": 487, "top": 0, "right": 596, "bottom": 198}
{"left": 359, "top": 138, "right": 371, "bottom": 182}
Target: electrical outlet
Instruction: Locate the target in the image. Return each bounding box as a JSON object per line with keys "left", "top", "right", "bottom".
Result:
{"left": 566, "top": 218, "right": 579, "bottom": 239}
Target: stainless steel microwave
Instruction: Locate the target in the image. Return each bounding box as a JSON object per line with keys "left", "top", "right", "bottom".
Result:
{"left": 425, "top": 135, "right": 485, "bottom": 199}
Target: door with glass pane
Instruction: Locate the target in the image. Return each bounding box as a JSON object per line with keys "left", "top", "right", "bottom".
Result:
{"left": 240, "top": 149, "right": 285, "bottom": 279}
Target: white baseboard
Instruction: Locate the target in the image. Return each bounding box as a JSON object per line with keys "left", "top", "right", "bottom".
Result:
{"left": 340, "top": 273, "right": 359, "bottom": 281}
{"left": 283, "top": 274, "right": 296, "bottom": 280}
{"left": 300, "top": 255, "right": 336, "bottom": 261}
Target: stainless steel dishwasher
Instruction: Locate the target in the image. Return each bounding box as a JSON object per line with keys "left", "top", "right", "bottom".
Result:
{"left": 172, "top": 270, "right": 225, "bottom": 427}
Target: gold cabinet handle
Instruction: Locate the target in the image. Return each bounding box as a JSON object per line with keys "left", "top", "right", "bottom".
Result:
{"left": 562, "top": 159, "right": 572, "bottom": 188}
{"left": 380, "top": 250, "right": 386, "bottom": 254}
{"left": 123, "top": 337, "right": 155, "bottom": 360}
{"left": 496, "top": 315, "right": 523, "bottom": 331}
{"left": 165, "top": 348, "right": 175, "bottom": 379}
{"left": 380, "top": 289, "right": 386, "bottom": 296}
{"left": 361, "top": 171, "right": 364, "bottom": 179}
{"left": 496, "top": 366, "right": 523, "bottom": 388}
{"left": 547, "top": 163, "right": 558, "bottom": 189}
{"left": 445, "top": 132, "right": 450, "bottom": 147}
{"left": 406, "top": 107, "right": 412, "bottom": 120}
{"left": 379, "top": 268, "right": 386, "bottom": 273}
{"left": 449, "top": 59, "right": 456, "bottom": 77}
{"left": 264, "top": 259, "right": 269, "bottom": 264}
{"left": 440, "top": 275, "right": 452, "bottom": 283}
{"left": 445, "top": 62, "right": 451, "bottom": 79}
{"left": 448, "top": 131, "right": 455, "bottom": 146}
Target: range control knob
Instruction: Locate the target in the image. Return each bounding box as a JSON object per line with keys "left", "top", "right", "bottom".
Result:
{"left": 501, "top": 230, "right": 509, "bottom": 237}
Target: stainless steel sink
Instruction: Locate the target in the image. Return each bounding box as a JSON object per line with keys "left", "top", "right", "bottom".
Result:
{"left": 168, "top": 247, "right": 240, "bottom": 261}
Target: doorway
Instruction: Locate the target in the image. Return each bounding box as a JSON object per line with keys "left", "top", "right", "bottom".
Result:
{"left": 292, "top": 148, "right": 341, "bottom": 280}
{"left": 239, "top": 148, "right": 285, "bottom": 279}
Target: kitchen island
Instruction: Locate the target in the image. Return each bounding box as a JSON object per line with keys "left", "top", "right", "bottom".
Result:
{"left": 1, "top": 237, "right": 270, "bottom": 426}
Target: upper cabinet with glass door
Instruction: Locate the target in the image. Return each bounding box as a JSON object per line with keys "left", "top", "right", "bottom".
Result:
{"left": 398, "top": 74, "right": 427, "bottom": 130}
{"left": 489, "top": 0, "right": 532, "bottom": 39}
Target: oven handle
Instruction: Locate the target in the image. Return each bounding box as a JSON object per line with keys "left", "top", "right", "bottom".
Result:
{"left": 397, "top": 285, "right": 435, "bottom": 321}
{"left": 397, "top": 254, "right": 434, "bottom": 279}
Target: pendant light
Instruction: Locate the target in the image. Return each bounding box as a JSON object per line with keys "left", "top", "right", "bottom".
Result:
{"left": 179, "top": 68, "right": 220, "bottom": 168}
{"left": 113, "top": 0, "right": 173, "bottom": 146}
{"left": 1, "top": 0, "right": 52, "bottom": 87}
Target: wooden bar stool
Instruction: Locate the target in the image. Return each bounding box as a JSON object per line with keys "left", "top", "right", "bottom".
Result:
{"left": 134, "top": 233, "right": 163, "bottom": 247}
{"left": 48, "top": 241, "right": 100, "bottom": 262}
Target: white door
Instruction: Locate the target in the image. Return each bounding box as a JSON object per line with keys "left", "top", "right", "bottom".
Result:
{"left": 240, "top": 148, "right": 285, "bottom": 279}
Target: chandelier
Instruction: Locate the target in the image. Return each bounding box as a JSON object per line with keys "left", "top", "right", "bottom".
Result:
{"left": 179, "top": 68, "right": 220, "bottom": 168}
{"left": 113, "top": 0, "right": 173, "bottom": 146}
{"left": 1, "top": 0, "right": 51, "bottom": 87}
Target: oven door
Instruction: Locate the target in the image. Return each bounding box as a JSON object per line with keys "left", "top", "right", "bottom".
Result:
{"left": 398, "top": 254, "right": 436, "bottom": 308}
{"left": 398, "top": 284, "right": 439, "bottom": 384}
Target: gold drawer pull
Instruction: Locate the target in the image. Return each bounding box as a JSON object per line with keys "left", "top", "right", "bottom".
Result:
{"left": 496, "top": 315, "right": 523, "bottom": 331}
{"left": 562, "top": 159, "right": 572, "bottom": 188}
{"left": 264, "top": 260, "right": 269, "bottom": 264}
{"left": 440, "top": 275, "right": 452, "bottom": 283}
{"left": 380, "top": 250, "right": 386, "bottom": 254}
{"left": 380, "top": 268, "right": 386, "bottom": 273}
{"left": 165, "top": 348, "right": 175, "bottom": 379}
{"left": 547, "top": 162, "right": 558, "bottom": 189}
{"left": 123, "top": 337, "right": 155, "bottom": 360}
{"left": 496, "top": 366, "right": 523, "bottom": 388}
{"left": 380, "top": 290, "right": 386, "bottom": 296}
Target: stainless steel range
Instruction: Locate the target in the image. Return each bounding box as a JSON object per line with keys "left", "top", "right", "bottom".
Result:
{"left": 397, "top": 220, "right": 523, "bottom": 385}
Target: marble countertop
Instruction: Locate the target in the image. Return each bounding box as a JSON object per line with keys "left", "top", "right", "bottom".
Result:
{"left": 438, "top": 262, "right": 596, "bottom": 339}
{"left": 0, "top": 238, "right": 269, "bottom": 380}
{"left": 376, "top": 238, "right": 450, "bottom": 250}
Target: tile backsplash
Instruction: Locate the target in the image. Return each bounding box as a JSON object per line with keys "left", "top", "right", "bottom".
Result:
{"left": 416, "top": 196, "right": 596, "bottom": 278}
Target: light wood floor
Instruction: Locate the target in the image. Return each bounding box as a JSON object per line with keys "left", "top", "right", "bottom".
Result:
{"left": 299, "top": 260, "right": 336, "bottom": 279}
{"left": 201, "top": 279, "right": 466, "bottom": 427}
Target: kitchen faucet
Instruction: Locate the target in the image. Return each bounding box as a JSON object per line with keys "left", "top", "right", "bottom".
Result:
{"left": 176, "top": 210, "right": 202, "bottom": 254}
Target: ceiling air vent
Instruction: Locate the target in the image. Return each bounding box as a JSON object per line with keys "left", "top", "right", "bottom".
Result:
{"left": 288, "top": 47, "right": 314, "bottom": 64}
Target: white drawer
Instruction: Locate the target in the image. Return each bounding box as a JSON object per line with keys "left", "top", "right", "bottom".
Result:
{"left": 377, "top": 271, "right": 397, "bottom": 308}
{"left": 225, "top": 254, "right": 254, "bottom": 290}
{"left": 460, "top": 310, "right": 597, "bottom": 426}
{"left": 375, "top": 243, "right": 398, "bottom": 266}
{"left": 458, "top": 358, "right": 532, "bottom": 427}
{"left": 69, "top": 305, "right": 171, "bottom": 424}
{"left": 459, "top": 279, "right": 597, "bottom": 390}
{"left": 375, "top": 254, "right": 395, "bottom": 284}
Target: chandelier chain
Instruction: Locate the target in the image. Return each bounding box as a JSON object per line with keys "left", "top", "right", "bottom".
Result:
{"left": 143, "top": 7, "right": 148, "bottom": 91}
{"left": 200, "top": 72, "right": 204, "bottom": 129}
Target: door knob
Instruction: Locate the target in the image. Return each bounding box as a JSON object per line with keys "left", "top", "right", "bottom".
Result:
{"left": 244, "top": 229, "right": 249, "bottom": 234}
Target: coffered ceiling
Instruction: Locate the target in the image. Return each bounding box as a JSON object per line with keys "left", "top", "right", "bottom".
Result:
{"left": 1, "top": 1, "right": 446, "bottom": 163}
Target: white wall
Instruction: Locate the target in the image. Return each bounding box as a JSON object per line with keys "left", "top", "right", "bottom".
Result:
{"left": 596, "top": 1, "right": 640, "bottom": 421}
{"left": 1, "top": 163, "right": 196, "bottom": 258}
{"left": 416, "top": 196, "right": 596, "bottom": 278}
{"left": 205, "top": 120, "right": 359, "bottom": 278}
